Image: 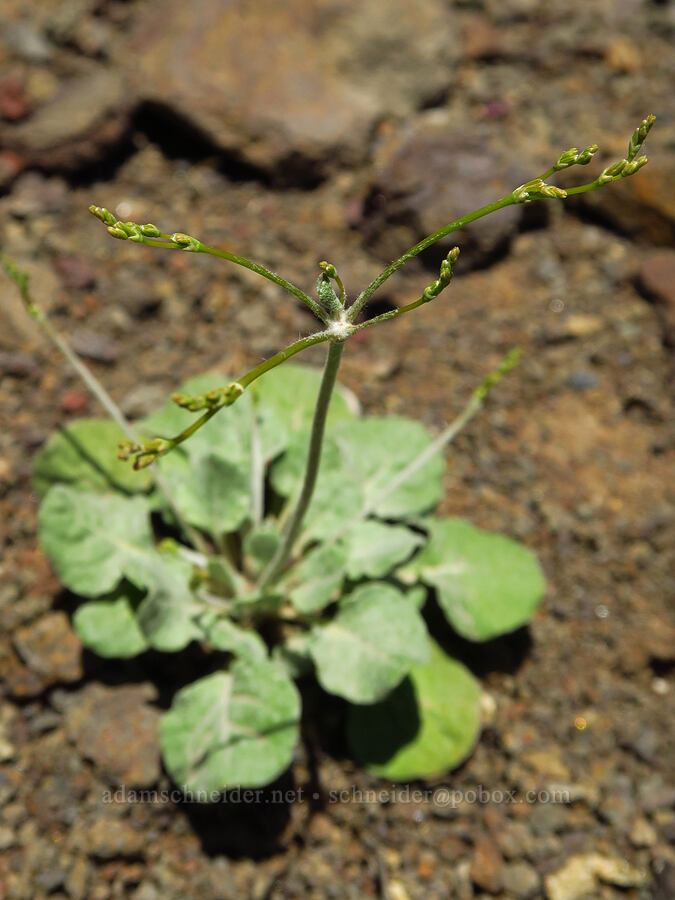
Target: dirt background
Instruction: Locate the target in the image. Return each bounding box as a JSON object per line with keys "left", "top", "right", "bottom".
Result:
{"left": 0, "top": 1, "right": 674, "bottom": 898}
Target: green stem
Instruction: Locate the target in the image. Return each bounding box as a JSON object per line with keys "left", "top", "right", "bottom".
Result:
{"left": 257, "top": 341, "right": 344, "bottom": 590}
{"left": 156, "top": 329, "right": 333, "bottom": 453}
{"left": 132, "top": 235, "right": 328, "bottom": 322}
{"left": 197, "top": 243, "right": 329, "bottom": 323}
{"left": 347, "top": 195, "right": 515, "bottom": 322}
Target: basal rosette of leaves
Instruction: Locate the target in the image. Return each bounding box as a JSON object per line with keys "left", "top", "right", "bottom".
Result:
{"left": 35, "top": 363, "right": 545, "bottom": 792}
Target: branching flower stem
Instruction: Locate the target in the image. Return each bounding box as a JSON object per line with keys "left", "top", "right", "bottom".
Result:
{"left": 346, "top": 114, "right": 654, "bottom": 322}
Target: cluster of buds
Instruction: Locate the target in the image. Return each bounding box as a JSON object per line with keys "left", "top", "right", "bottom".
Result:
{"left": 627, "top": 114, "right": 656, "bottom": 163}
{"left": 89, "top": 206, "right": 164, "bottom": 243}
{"left": 552, "top": 144, "right": 598, "bottom": 171}
{"left": 89, "top": 206, "right": 202, "bottom": 252}
{"left": 118, "top": 437, "right": 172, "bottom": 470}
{"left": 422, "top": 247, "right": 460, "bottom": 303}
{"left": 513, "top": 178, "right": 568, "bottom": 204}
{"left": 171, "top": 382, "right": 245, "bottom": 413}
{"left": 597, "top": 155, "right": 649, "bottom": 185}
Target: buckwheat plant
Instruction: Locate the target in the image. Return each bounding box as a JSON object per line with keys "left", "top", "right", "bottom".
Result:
{"left": 4, "top": 117, "right": 654, "bottom": 794}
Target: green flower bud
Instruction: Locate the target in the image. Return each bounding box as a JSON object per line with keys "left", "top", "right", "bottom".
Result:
{"left": 140, "top": 224, "right": 162, "bottom": 238}
{"left": 172, "top": 233, "right": 200, "bottom": 251}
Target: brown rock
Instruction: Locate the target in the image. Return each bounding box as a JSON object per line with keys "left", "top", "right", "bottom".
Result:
{"left": 470, "top": 835, "right": 503, "bottom": 893}
{"left": 577, "top": 157, "right": 675, "bottom": 247}
{"left": 0, "top": 68, "right": 131, "bottom": 170}
{"left": 64, "top": 683, "right": 160, "bottom": 787}
{"left": 359, "top": 110, "right": 547, "bottom": 268}
{"left": 13, "top": 611, "right": 83, "bottom": 686}
{"left": 638, "top": 249, "right": 675, "bottom": 344}
{"left": 126, "top": 0, "right": 458, "bottom": 174}
{"left": 461, "top": 14, "right": 502, "bottom": 60}
{"left": 605, "top": 37, "right": 642, "bottom": 74}
{"left": 84, "top": 817, "right": 146, "bottom": 860}
{"left": 0, "top": 75, "right": 32, "bottom": 122}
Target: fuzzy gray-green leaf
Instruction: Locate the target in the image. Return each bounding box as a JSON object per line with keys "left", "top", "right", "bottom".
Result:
{"left": 403, "top": 517, "right": 545, "bottom": 641}
{"left": 333, "top": 416, "right": 444, "bottom": 518}
{"left": 309, "top": 582, "right": 429, "bottom": 703}
{"left": 73, "top": 585, "right": 148, "bottom": 658}
{"left": 38, "top": 486, "right": 154, "bottom": 596}
{"left": 160, "top": 660, "right": 300, "bottom": 793}
{"left": 281, "top": 544, "right": 347, "bottom": 614}
{"left": 158, "top": 452, "right": 251, "bottom": 537}
{"left": 340, "top": 520, "right": 424, "bottom": 579}
{"left": 347, "top": 640, "right": 481, "bottom": 780}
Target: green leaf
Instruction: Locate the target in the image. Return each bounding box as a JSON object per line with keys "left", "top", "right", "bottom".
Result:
{"left": 160, "top": 660, "right": 301, "bottom": 793}
{"left": 33, "top": 420, "right": 152, "bottom": 498}
{"left": 405, "top": 585, "right": 428, "bottom": 610}
{"left": 73, "top": 583, "right": 148, "bottom": 658}
{"left": 135, "top": 550, "right": 205, "bottom": 652}
{"left": 201, "top": 615, "right": 268, "bottom": 661}
{"left": 309, "top": 583, "right": 429, "bottom": 703}
{"left": 340, "top": 520, "right": 424, "bottom": 579}
{"left": 269, "top": 431, "right": 343, "bottom": 498}
{"left": 38, "top": 486, "right": 154, "bottom": 596}
{"left": 158, "top": 452, "right": 251, "bottom": 537}
{"left": 281, "top": 544, "right": 346, "bottom": 614}
{"left": 242, "top": 523, "right": 281, "bottom": 578}
{"left": 300, "top": 470, "right": 364, "bottom": 542}
{"left": 252, "top": 362, "right": 356, "bottom": 437}
{"left": 402, "top": 517, "right": 545, "bottom": 641}
{"left": 333, "top": 417, "right": 444, "bottom": 518}
{"left": 347, "top": 641, "right": 482, "bottom": 781}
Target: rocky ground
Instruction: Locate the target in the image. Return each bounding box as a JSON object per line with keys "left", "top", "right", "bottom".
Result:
{"left": 0, "top": 1, "right": 674, "bottom": 898}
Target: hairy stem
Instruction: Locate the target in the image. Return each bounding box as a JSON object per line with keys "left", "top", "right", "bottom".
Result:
{"left": 257, "top": 341, "right": 344, "bottom": 590}
{"left": 347, "top": 196, "right": 515, "bottom": 322}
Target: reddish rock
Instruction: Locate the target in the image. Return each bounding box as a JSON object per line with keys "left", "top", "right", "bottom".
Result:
{"left": 12, "top": 612, "right": 83, "bottom": 690}
{"left": 60, "top": 390, "right": 90, "bottom": 414}
{"left": 64, "top": 683, "right": 160, "bottom": 787}
{"left": 577, "top": 159, "right": 675, "bottom": 247}
{"left": 638, "top": 250, "right": 675, "bottom": 344}
{"left": 0, "top": 76, "right": 32, "bottom": 122}
{"left": 470, "top": 836, "right": 504, "bottom": 893}
{"left": 54, "top": 255, "right": 98, "bottom": 292}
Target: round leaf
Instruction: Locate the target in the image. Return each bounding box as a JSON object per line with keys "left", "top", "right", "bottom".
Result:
{"left": 309, "top": 582, "right": 429, "bottom": 703}
{"left": 347, "top": 641, "right": 482, "bottom": 781}
{"left": 160, "top": 660, "right": 300, "bottom": 793}
{"left": 404, "top": 517, "right": 545, "bottom": 641}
